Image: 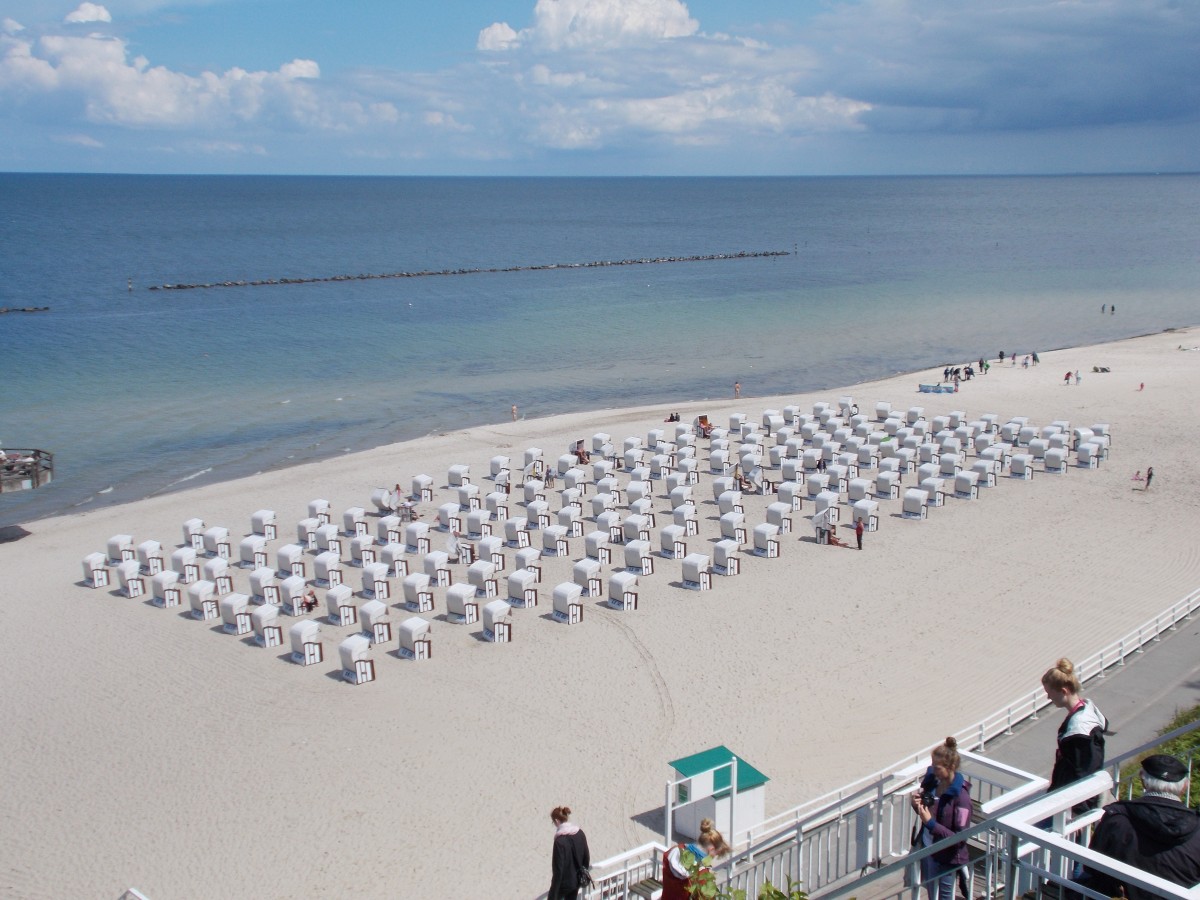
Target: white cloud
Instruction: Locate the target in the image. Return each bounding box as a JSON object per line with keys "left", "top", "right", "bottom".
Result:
{"left": 481, "top": 0, "right": 698, "bottom": 51}
{"left": 64, "top": 3, "right": 111, "bottom": 25}
{"left": 478, "top": 22, "right": 519, "bottom": 51}
{"left": 57, "top": 132, "right": 103, "bottom": 147}
{"left": 0, "top": 29, "right": 330, "bottom": 129}
{"left": 3, "top": 18, "right": 25, "bottom": 34}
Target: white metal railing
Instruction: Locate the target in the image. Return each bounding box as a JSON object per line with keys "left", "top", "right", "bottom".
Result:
{"left": 815, "top": 771, "right": 1200, "bottom": 899}
{"left": 585, "top": 585, "right": 1200, "bottom": 899}
{"left": 585, "top": 841, "right": 665, "bottom": 898}
{"left": 746, "top": 583, "right": 1200, "bottom": 847}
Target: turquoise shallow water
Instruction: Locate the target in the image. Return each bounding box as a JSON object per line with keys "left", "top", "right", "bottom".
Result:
{"left": 1, "top": 174, "right": 1197, "bottom": 525}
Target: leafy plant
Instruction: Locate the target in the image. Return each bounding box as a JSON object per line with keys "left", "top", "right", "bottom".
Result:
{"left": 679, "top": 848, "right": 810, "bottom": 900}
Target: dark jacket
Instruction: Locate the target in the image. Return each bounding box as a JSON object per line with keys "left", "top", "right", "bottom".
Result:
{"left": 1085, "top": 795, "right": 1200, "bottom": 900}
{"left": 549, "top": 827, "right": 590, "bottom": 899}
{"left": 1051, "top": 699, "right": 1107, "bottom": 811}
{"left": 919, "top": 770, "right": 973, "bottom": 867}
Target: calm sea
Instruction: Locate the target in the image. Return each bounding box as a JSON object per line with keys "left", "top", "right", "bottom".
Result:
{"left": 1, "top": 174, "right": 1197, "bottom": 526}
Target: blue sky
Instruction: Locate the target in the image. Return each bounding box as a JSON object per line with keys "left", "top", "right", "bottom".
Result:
{"left": 1, "top": 0, "right": 1197, "bottom": 175}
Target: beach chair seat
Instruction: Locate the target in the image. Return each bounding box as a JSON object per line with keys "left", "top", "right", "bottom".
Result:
{"left": 422, "top": 550, "right": 451, "bottom": 588}
{"left": 151, "top": 569, "right": 182, "bottom": 607}
{"left": 713, "top": 539, "right": 741, "bottom": 576}
{"left": 314, "top": 523, "right": 342, "bottom": 556}
{"left": 970, "top": 460, "right": 997, "bottom": 487}
{"left": 397, "top": 617, "right": 431, "bottom": 660}
{"left": 659, "top": 524, "right": 687, "bottom": 560}
{"left": 250, "top": 604, "right": 282, "bottom": 647}
{"left": 542, "top": 524, "right": 570, "bottom": 557}
{"left": 903, "top": 488, "right": 929, "bottom": 519}
{"left": 342, "top": 506, "right": 368, "bottom": 538}
{"left": 719, "top": 512, "right": 747, "bottom": 545}
{"left": 307, "top": 499, "right": 331, "bottom": 523}
{"left": 624, "top": 540, "right": 654, "bottom": 575}
{"left": 623, "top": 514, "right": 651, "bottom": 544}
{"left": 777, "top": 481, "right": 803, "bottom": 511}
{"left": 954, "top": 471, "right": 980, "bottom": 499}
{"left": 182, "top": 518, "right": 205, "bottom": 551}
{"left": 814, "top": 490, "right": 841, "bottom": 522}
{"left": 188, "top": 580, "right": 218, "bottom": 620}
{"left": 314, "top": 551, "right": 343, "bottom": 588}
{"left": 752, "top": 523, "right": 781, "bottom": 558}
{"left": 552, "top": 583, "right": 584, "bottom": 624}
{"left": 585, "top": 528, "right": 612, "bottom": 564}
{"left": 403, "top": 572, "right": 434, "bottom": 613}
{"left": 360, "top": 561, "right": 391, "bottom": 601}
{"left": 115, "top": 559, "right": 145, "bottom": 598}
{"left": 682, "top": 553, "right": 712, "bottom": 591}
{"left": 359, "top": 598, "right": 392, "bottom": 644}
{"left": 338, "top": 634, "right": 374, "bottom": 684}
{"left": 481, "top": 599, "right": 513, "bottom": 642}
{"left": 289, "top": 620, "right": 323, "bottom": 665}
{"left": 201, "top": 526, "right": 231, "bottom": 559}
{"left": 218, "top": 592, "right": 252, "bottom": 634}
{"left": 919, "top": 476, "right": 947, "bottom": 507}
{"left": 608, "top": 570, "right": 639, "bottom": 610}
{"left": 806, "top": 473, "right": 830, "bottom": 499}
{"left": 525, "top": 499, "right": 550, "bottom": 530}
{"left": 1010, "top": 453, "right": 1034, "bottom": 480}
{"left": 323, "top": 584, "right": 356, "bottom": 626}
{"left": 766, "top": 502, "right": 793, "bottom": 534}
{"left": 446, "top": 583, "right": 480, "bottom": 624}
{"left": 237, "top": 534, "right": 267, "bottom": 570}
{"left": 672, "top": 505, "right": 699, "bottom": 537}
{"left": 875, "top": 471, "right": 900, "bottom": 500}
{"left": 1044, "top": 448, "right": 1069, "bottom": 474}
{"left": 573, "top": 558, "right": 603, "bottom": 597}
{"left": 507, "top": 568, "right": 539, "bottom": 608}
{"left": 717, "top": 490, "right": 744, "bottom": 517}
{"left": 851, "top": 499, "right": 879, "bottom": 532}
{"left": 248, "top": 567, "right": 277, "bottom": 605}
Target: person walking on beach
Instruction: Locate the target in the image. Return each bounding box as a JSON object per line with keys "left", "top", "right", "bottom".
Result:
{"left": 1042, "top": 658, "right": 1108, "bottom": 813}
{"left": 1145, "top": 467, "right": 1154, "bottom": 490}
{"left": 734, "top": 381, "right": 741, "bottom": 399}
{"left": 855, "top": 518, "right": 864, "bottom": 550}
{"left": 1064, "top": 371, "right": 1072, "bottom": 385}
{"left": 511, "top": 404, "right": 518, "bottom": 421}
{"left": 1074, "top": 369, "right": 1081, "bottom": 385}
{"left": 548, "top": 806, "right": 590, "bottom": 900}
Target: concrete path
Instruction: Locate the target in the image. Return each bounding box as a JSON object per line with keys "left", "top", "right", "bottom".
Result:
{"left": 982, "top": 614, "right": 1200, "bottom": 776}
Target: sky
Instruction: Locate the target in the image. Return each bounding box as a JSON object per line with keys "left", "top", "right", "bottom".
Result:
{"left": 0, "top": 0, "right": 1198, "bottom": 176}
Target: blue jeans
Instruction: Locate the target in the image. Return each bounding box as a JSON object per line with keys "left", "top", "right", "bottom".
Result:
{"left": 921, "top": 858, "right": 957, "bottom": 900}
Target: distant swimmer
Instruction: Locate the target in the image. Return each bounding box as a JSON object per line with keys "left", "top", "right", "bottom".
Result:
{"left": 511, "top": 404, "right": 518, "bottom": 421}
{"left": 734, "top": 381, "right": 741, "bottom": 399}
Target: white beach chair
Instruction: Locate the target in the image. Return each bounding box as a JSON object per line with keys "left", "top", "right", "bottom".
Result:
{"left": 338, "top": 634, "right": 374, "bottom": 684}
{"left": 608, "top": 570, "right": 639, "bottom": 611}
{"left": 507, "top": 568, "right": 539, "bottom": 608}
{"left": 397, "top": 617, "right": 431, "bottom": 661}
{"left": 552, "top": 582, "right": 584, "bottom": 624}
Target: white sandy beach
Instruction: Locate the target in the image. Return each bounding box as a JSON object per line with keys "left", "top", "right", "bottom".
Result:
{"left": 2, "top": 328, "right": 1198, "bottom": 900}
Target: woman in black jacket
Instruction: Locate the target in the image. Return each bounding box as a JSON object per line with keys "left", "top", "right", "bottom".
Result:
{"left": 549, "top": 805, "right": 591, "bottom": 900}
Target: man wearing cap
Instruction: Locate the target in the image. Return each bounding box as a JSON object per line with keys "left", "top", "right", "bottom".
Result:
{"left": 1081, "top": 754, "right": 1200, "bottom": 899}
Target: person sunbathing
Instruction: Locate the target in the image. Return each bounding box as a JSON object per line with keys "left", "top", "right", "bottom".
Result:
{"left": 827, "top": 525, "right": 849, "bottom": 548}
{"left": 301, "top": 589, "right": 320, "bottom": 613}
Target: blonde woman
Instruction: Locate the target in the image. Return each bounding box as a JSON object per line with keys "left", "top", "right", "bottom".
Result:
{"left": 1042, "top": 657, "right": 1108, "bottom": 811}
{"left": 661, "top": 818, "right": 729, "bottom": 899}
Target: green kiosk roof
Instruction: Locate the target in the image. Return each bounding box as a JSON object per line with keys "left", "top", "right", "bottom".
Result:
{"left": 669, "top": 745, "right": 769, "bottom": 795}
